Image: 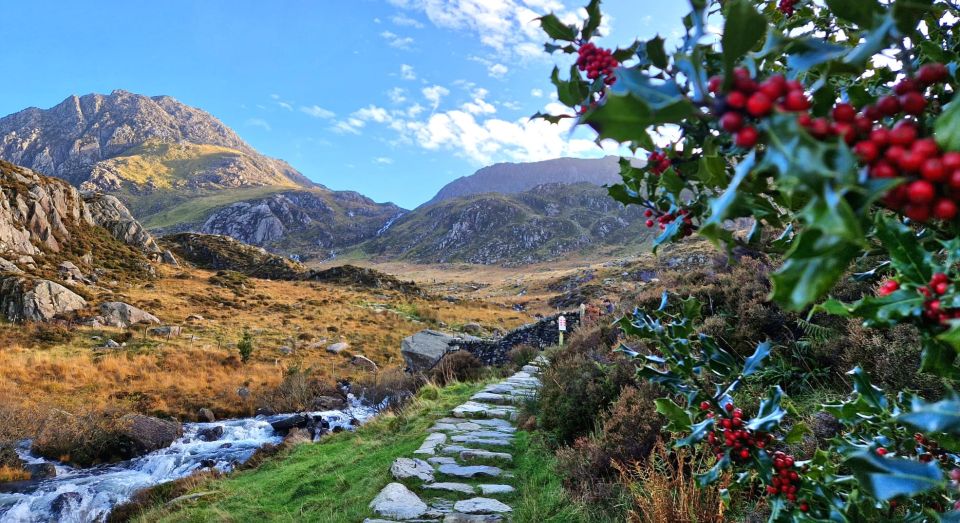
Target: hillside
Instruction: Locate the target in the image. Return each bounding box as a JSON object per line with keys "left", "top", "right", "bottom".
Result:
{"left": 423, "top": 156, "right": 627, "bottom": 207}
{"left": 361, "top": 182, "right": 654, "bottom": 265}
{"left": 0, "top": 91, "right": 404, "bottom": 258}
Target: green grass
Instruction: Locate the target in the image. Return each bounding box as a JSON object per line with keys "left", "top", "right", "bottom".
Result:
{"left": 139, "top": 186, "right": 302, "bottom": 229}
{"left": 133, "top": 381, "right": 484, "bottom": 522}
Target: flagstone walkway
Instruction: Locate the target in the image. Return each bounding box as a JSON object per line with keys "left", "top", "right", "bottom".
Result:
{"left": 365, "top": 355, "right": 547, "bottom": 522}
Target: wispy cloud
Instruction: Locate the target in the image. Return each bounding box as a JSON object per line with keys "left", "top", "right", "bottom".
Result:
{"left": 400, "top": 64, "right": 417, "bottom": 80}
{"left": 488, "top": 63, "right": 508, "bottom": 78}
{"left": 245, "top": 118, "right": 271, "bottom": 131}
{"left": 374, "top": 156, "right": 394, "bottom": 164}
{"left": 530, "top": 88, "right": 544, "bottom": 97}
{"left": 387, "top": 87, "right": 408, "bottom": 104}
{"left": 422, "top": 85, "right": 450, "bottom": 110}
{"left": 380, "top": 30, "right": 414, "bottom": 49}
{"left": 391, "top": 13, "right": 424, "bottom": 28}
{"left": 300, "top": 105, "right": 336, "bottom": 119}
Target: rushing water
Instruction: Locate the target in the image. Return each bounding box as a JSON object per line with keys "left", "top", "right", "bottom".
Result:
{"left": 0, "top": 397, "right": 379, "bottom": 523}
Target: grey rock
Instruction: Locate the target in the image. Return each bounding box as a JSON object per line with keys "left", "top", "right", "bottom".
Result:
{"left": 401, "top": 330, "right": 477, "bottom": 372}
{"left": 369, "top": 482, "right": 428, "bottom": 520}
{"left": 460, "top": 450, "right": 512, "bottom": 463}
{"left": 197, "top": 408, "right": 216, "bottom": 423}
{"left": 461, "top": 322, "right": 483, "bottom": 335}
{"left": 450, "top": 436, "right": 511, "bottom": 447}
{"left": 469, "top": 393, "right": 514, "bottom": 406}
{"left": 326, "top": 342, "right": 350, "bottom": 354}
{"left": 149, "top": 325, "right": 182, "bottom": 337}
{"left": 25, "top": 462, "right": 57, "bottom": 480}
{"left": 312, "top": 395, "right": 347, "bottom": 410}
{"left": 57, "top": 261, "right": 85, "bottom": 282}
{"left": 0, "top": 258, "right": 22, "bottom": 274}
{"left": 120, "top": 415, "right": 182, "bottom": 456}
{"left": 99, "top": 301, "right": 160, "bottom": 328}
{"left": 0, "top": 277, "right": 87, "bottom": 322}
{"left": 437, "top": 464, "right": 502, "bottom": 479}
{"left": 414, "top": 432, "right": 447, "bottom": 456}
{"left": 423, "top": 482, "right": 476, "bottom": 495}
{"left": 196, "top": 425, "right": 224, "bottom": 442}
{"left": 83, "top": 194, "right": 164, "bottom": 256}
{"left": 427, "top": 457, "right": 457, "bottom": 466}
{"left": 103, "top": 339, "right": 121, "bottom": 348}
{"left": 477, "top": 485, "right": 515, "bottom": 495}
{"left": 278, "top": 345, "right": 293, "bottom": 355}
{"left": 453, "top": 498, "right": 512, "bottom": 514}
{"left": 390, "top": 457, "right": 435, "bottom": 482}
{"left": 443, "top": 514, "right": 504, "bottom": 523}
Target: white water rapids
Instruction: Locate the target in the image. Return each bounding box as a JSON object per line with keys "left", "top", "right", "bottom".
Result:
{"left": 0, "top": 397, "right": 379, "bottom": 522}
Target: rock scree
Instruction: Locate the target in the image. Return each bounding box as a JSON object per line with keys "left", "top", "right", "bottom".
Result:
{"left": 366, "top": 355, "right": 548, "bottom": 522}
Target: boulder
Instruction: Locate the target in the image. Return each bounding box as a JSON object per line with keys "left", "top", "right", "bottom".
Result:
{"left": 350, "top": 355, "right": 378, "bottom": 371}
{"left": 119, "top": 415, "right": 182, "bottom": 456}
{"left": 312, "top": 396, "right": 347, "bottom": 411}
{"left": 0, "top": 277, "right": 87, "bottom": 322}
{"left": 185, "top": 314, "right": 205, "bottom": 322}
{"left": 196, "top": 426, "right": 224, "bottom": 442}
{"left": 278, "top": 346, "right": 293, "bottom": 355}
{"left": 461, "top": 322, "right": 483, "bottom": 335}
{"left": 401, "top": 330, "right": 476, "bottom": 372}
{"left": 57, "top": 261, "right": 85, "bottom": 282}
{"left": 25, "top": 463, "right": 56, "bottom": 480}
{"left": 103, "top": 339, "right": 121, "bottom": 348}
{"left": 453, "top": 497, "right": 512, "bottom": 515}
{"left": 99, "top": 301, "right": 160, "bottom": 328}
{"left": 390, "top": 457, "right": 435, "bottom": 482}
{"left": 50, "top": 492, "right": 83, "bottom": 520}
{"left": 149, "top": 325, "right": 182, "bottom": 338}
{"left": 197, "top": 408, "right": 216, "bottom": 423}
{"left": 369, "top": 482, "right": 428, "bottom": 520}
{"left": 326, "top": 342, "right": 349, "bottom": 354}
{"left": 0, "top": 444, "right": 25, "bottom": 471}
{"left": 270, "top": 414, "right": 310, "bottom": 433}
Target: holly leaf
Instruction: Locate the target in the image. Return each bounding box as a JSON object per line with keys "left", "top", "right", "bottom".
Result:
{"left": 825, "top": 0, "right": 882, "bottom": 28}
{"left": 742, "top": 341, "right": 772, "bottom": 377}
{"left": 771, "top": 229, "right": 860, "bottom": 311}
{"left": 584, "top": 91, "right": 693, "bottom": 142}
{"left": 721, "top": 0, "right": 766, "bottom": 75}
{"left": 898, "top": 397, "right": 960, "bottom": 434}
{"left": 697, "top": 155, "right": 727, "bottom": 188}
{"left": 935, "top": 99, "right": 960, "bottom": 152}
{"left": 676, "top": 418, "right": 714, "bottom": 447}
{"left": 892, "top": 0, "right": 935, "bottom": 35}
{"left": 646, "top": 36, "right": 668, "bottom": 69}
{"left": 582, "top": 0, "right": 602, "bottom": 40}
{"left": 655, "top": 398, "right": 693, "bottom": 432}
{"left": 874, "top": 215, "right": 932, "bottom": 285}
{"left": 538, "top": 13, "right": 577, "bottom": 41}
{"left": 550, "top": 66, "right": 590, "bottom": 107}
{"left": 845, "top": 450, "right": 944, "bottom": 500}
{"left": 531, "top": 111, "right": 574, "bottom": 125}
{"left": 746, "top": 386, "right": 786, "bottom": 432}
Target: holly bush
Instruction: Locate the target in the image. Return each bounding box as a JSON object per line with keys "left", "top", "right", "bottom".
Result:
{"left": 539, "top": 0, "right": 960, "bottom": 520}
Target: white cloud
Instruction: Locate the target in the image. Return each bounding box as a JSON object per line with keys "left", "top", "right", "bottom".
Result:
{"left": 388, "top": 87, "right": 408, "bottom": 104}
{"left": 461, "top": 87, "right": 496, "bottom": 115}
{"left": 355, "top": 105, "right": 391, "bottom": 123}
{"left": 380, "top": 30, "right": 414, "bottom": 49}
{"left": 270, "top": 94, "right": 281, "bottom": 100}
{"left": 387, "top": 0, "right": 577, "bottom": 60}
{"left": 374, "top": 156, "right": 395, "bottom": 164}
{"left": 300, "top": 105, "right": 336, "bottom": 119}
{"left": 530, "top": 88, "right": 544, "bottom": 97}
{"left": 391, "top": 13, "right": 424, "bottom": 28}
{"left": 373, "top": 17, "right": 382, "bottom": 23}
{"left": 488, "top": 63, "right": 509, "bottom": 78}
{"left": 400, "top": 64, "right": 417, "bottom": 80}
{"left": 278, "top": 101, "right": 293, "bottom": 111}
{"left": 422, "top": 85, "right": 450, "bottom": 110}
{"left": 332, "top": 121, "right": 362, "bottom": 135}
{"left": 245, "top": 118, "right": 272, "bottom": 131}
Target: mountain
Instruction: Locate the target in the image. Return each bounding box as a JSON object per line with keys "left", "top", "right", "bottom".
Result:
{"left": 0, "top": 90, "right": 403, "bottom": 260}
{"left": 360, "top": 182, "right": 654, "bottom": 265}
{"left": 423, "top": 156, "right": 627, "bottom": 207}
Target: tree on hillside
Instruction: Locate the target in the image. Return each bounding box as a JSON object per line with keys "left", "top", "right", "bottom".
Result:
{"left": 238, "top": 329, "right": 255, "bottom": 364}
{"left": 540, "top": 0, "right": 960, "bottom": 519}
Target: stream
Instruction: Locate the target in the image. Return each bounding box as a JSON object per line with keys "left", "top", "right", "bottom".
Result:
{"left": 0, "top": 396, "right": 379, "bottom": 522}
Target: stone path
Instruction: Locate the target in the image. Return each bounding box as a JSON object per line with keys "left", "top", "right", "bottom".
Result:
{"left": 366, "top": 357, "right": 546, "bottom": 522}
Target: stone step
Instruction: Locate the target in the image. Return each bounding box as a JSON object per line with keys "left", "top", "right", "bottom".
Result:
{"left": 437, "top": 464, "right": 502, "bottom": 479}
{"left": 460, "top": 449, "right": 513, "bottom": 463}
{"left": 444, "top": 514, "right": 504, "bottom": 522}
{"left": 469, "top": 392, "right": 520, "bottom": 406}
{"left": 449, "top": 436, "right": 511, "bottom": 447}
{"left": 453, "top": 497, "right": 512, "bottom": 515}
{"left": 477, "top": 484, "right": 515, "bottom": 495}
{"left": 423, "top": 482, "right": 476, "bottom": 495}
{"left": 521, "top": 365, "right": 540, "bottom": 374}
{"left": 391, "top": 457, "right": 435, "bottom": 482}
{"left": 414, "top": 432, "right": 448, "bottom": 456}
{"left": 452, "top": 402, "right": 517, "bottom": 421}
{"left": 370, "top": 482, "right": 429, "bottom": 520}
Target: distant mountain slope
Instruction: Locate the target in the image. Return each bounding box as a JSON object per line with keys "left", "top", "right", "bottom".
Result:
{"left": 0, "top": 90, "right": 404, "bottom": 259}
{"left": 361, "top": 182, "right": 653, "bottom": 265}
{"left": 424, "top": 156, "right": 627, "bottom": 207}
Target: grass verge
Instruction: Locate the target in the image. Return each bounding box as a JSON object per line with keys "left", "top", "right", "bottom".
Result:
{"left": 129, "top": 381, "right": 484, "bottom": 522}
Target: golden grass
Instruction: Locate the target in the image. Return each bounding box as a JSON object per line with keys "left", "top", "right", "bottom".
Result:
{"left": 614, "top": 441, "right": 727, "bottom": 523}
{"left": 0, "top": 264, "right": 526, "bottom": 440}
{"left": 0, "top": 466, "right": 30, "bottom": 482}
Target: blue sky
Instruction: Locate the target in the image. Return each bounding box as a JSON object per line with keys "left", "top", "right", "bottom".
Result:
{"left": 0, "top": 1, "right": 688, "bottom": 208}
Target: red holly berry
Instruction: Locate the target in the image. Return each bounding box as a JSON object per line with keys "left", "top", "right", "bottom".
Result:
{"left": 935, "top": 199, "right": 958, "bottom": 221}
{"left": 832, "top": 103, "right": 856, "bottom": 122}
{"left": 876, "top": 447, "right": 888, "bottom": 456}
{"left": 782, "top": 90, "right": 810, "bottom": 111}
{"left": 917, "top": 63, "right": 949, "bottom": 86}
{"left": 720, "top": 111, "right": 745, "bottom": 132}
{"left": 747, "top": 92, "right": 774, "bottom": 117}
{"left": 921, "top": 158, "right": 946, "bottom": 182}
{"left": 900, "top": 92, "right": 927, "bottom": 115}
{"left": 854, "top": 141, "right": 879, "bottom": 163}
{"left": 908, "top": 180, "right": 936, "bottom": 204}
{"left": 877, "top": 95, "right": 901, "bottom": 116}
{"left": 736, "top": 126, "right": 759, "bottom": 148}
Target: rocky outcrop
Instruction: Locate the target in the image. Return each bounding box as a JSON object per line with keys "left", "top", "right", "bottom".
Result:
{"left": 99, "top": 301, "right": 160, "bottom": 328}
{"left": 196, "top": 190, "right": 403, "bottom": 257}
{"left": 161, "top": 232, "right": 303, "bottom": 279}
{"left": 305, "top": 265, "right": 424, "bottom": 296}
{"left": 0, "top": 277, "right": 87, "bottom": 322}
{"left": 401, "top": 330, "right": 478, "bottom": 373}
{"left": 84, "top": 193, "right": 175, "bottom": 263}
{"left": 118, "top": 415, "right": 182, "bottom": 457}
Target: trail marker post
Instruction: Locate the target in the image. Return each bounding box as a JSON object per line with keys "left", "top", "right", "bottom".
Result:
{"left": 558, "top": 314, "right": 566, "bottom": 346}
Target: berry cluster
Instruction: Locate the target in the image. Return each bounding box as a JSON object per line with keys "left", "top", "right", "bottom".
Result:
{"left": 644, "top": 208, "right": 694, "bottom": 236}
{"left": 576, "top": 42, "right": 618, "bottom": 85}
{"left": 700, "top": 402, "right": 806, "bottom": 510}
{"left": 778, "top": 0, "right": 796, "bottom": 16}
{"left": 770, "top": 450, "right": 806, "bottom": 506}
{"left": 708, "top": 70, "right": 812, "bottom": 149}
{"left": 918, "top": 272, "right": 960, "bottom": 324}
{"left": 647, "top": 150, "right": 672, "bottom": 175}
{"left": 823, "top": 64, "right": 952, "bottom": 222}
{"left": 915, "top": 432, "right": 954, "bottom": 466}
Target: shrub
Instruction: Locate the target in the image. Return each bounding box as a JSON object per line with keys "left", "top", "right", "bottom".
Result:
{"left": 237, "top": 329, "right": 254, "bottom": 363}
{"left": 508, "top": 344, "right": 538, "bottom": 369}
{"left": 31, "top": 409, "right": 129, "bottom": 467}
{"left": 839, "top": 322, "right": 943, "bottom": 397}
{"left": 614, "top": 440, "right": 726, "bottom": 523}
{"left": 354, "top": 368, "right": 424, "bottom": 411}
{"left": 555, "top": 384, "right": 664, "bottom": 504}
{"left": 539, "top": 350, "right": 629, "bottom": 446}
{"left": 430, "top": 351, "right": 484, "bottom": 386}
{"left": 258, "top": 366, "right": 342, "bottom": 413}
{"left": 32, "top": 323, "right": 74, "bottom": 344}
